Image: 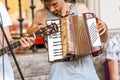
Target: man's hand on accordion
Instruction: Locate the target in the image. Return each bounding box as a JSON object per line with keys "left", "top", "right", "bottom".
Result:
{"left": 96, "top": 17, "right": 108, "bottom": 42}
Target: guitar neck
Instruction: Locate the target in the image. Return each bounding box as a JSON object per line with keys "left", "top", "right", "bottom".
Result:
{"left": 0, "top": 32, "right": 37, "bottom": 56}
{"left": 0, "top": 32, "right": 39, "bottom": 56}
{"left": 0, "top": 23, "right": 58, "bottom": 57}
{"left": 0, "top": 41, "right": 21, "bottom": 56}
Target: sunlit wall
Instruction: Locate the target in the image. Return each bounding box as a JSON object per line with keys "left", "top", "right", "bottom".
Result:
{"left": 1, "top": 0, "right": 44, "bottom": 25}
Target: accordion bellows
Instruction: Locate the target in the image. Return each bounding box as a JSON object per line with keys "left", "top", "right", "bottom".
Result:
{"left": 61, "top": 15, "right": 91, "bottom": 58}
{"left": 47, "top": 13, "right": 103, "bottom": 62}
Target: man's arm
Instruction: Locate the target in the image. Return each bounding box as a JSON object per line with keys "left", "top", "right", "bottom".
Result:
{"left": 14, "top": 10, "right": 47, "bottom": 54}
{"left": 106, "top": 35, "right": 120, "bottom": 80}
{"left": 76, "top": 3, "right": 108, "bottom": 43}
{"left": 0, "top": 25, "right": 13, "bottom": 46}
{"left": 108, "top": 59, "right": 119, "bottom": 80}
{"left": 27, "top": 9, "right": 47, "bottom": 34}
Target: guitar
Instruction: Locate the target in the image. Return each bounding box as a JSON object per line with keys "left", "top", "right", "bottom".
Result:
{"left": 0, "top": 23, "right": 58, "bottom": 56}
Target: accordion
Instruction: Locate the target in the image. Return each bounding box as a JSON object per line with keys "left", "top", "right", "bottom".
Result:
{"left": 46, "top": 13, "right": 103, "bottom": 62}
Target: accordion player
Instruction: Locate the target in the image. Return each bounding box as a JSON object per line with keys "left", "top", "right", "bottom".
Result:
{"left": 46, "top": 13, "right": 103, "bottom": 62}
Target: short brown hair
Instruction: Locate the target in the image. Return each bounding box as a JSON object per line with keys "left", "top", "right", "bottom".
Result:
{"left": 41, "top": 0, "right": 52, "bottom": 2}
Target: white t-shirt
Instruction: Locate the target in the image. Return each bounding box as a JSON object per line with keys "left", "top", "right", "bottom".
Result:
{"left": 0, "top": 2, "right": 14, "bottom": 80}
{"left": 106, "top": 34, "right": 120, "bottom": 61}
{"left": 0, "top": 3, "right": 12, "bottom": 27}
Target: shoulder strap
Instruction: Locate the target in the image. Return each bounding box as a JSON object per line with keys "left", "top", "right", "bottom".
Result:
{"left": 69, "top": 3, "right": 79, "bottom": 15}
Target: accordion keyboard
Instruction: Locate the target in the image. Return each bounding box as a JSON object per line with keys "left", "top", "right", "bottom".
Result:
{"left": 46, "top": 19, "right": 63, "bottom": 62}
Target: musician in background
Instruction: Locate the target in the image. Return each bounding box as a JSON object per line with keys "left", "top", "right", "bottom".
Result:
{"left": 106, "top": 34, "right": 120, "bottom": 80}
{"left": 0, "top": 1, "right": 35, "bottom": 80}
{"left": 27, "top": 0, "right": 108, "bottom": 80}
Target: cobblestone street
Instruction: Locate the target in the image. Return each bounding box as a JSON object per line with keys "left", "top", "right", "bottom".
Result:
{"left": 9, "top": 48, "right": 50, "bottom": 80}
